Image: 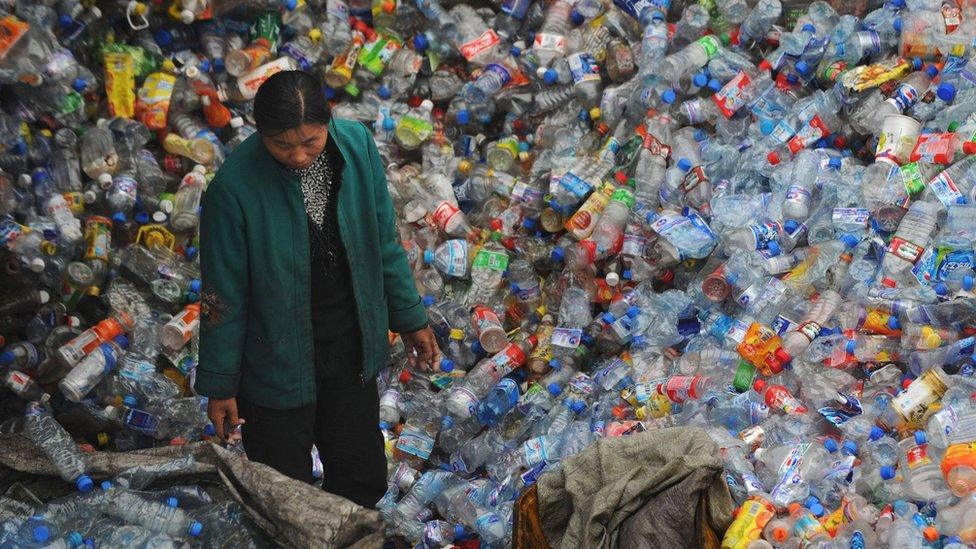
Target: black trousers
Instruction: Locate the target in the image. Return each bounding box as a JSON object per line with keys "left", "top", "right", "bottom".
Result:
{"left": 237, "top": 374, "right": 387, "bottom": 509}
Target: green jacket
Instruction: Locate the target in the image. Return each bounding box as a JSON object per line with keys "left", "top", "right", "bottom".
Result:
{"left": 194, "top": 118, "right": 427, "bottom": 409}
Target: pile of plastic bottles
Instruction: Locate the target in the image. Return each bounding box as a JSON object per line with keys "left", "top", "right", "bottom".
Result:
{"left": 0, "top": 454, "right": 261, "bottom": 547}
{"left": 3, "top": 0, "right": 976, "bottom": 546}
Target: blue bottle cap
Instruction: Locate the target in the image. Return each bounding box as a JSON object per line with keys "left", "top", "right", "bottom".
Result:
{"left": 551, "top": 247, "right": 565, "bottom": 262}
{"left": 203, "top": 423, "right": 216, "bottom": 436}
{"left": 67, "top": 532, "right": 84, "bottom": 546}
{"left": 570, "top": 400, "right": 586, "bottom": 413}
{"left": 626, "top": 305, "right": 640, "bottom": 318}
{"left": 801, "top": 24, "right": 816, "bottom": 33}
{"left": 963, "top": 275, "right": 974, "bottom": 291}
{"left": 887, "top": 315, "right": 901, "bottom": 330}
{"left": 510, "top": 45, "right": 521, "bottom": 57}
{"left": 167, "top": 496, "right": 178, "bottom": 508}
{"left": 804, "top": 495, "right": 820, "bottom": 509}
{"left": 934, "top": 282, "right": 949, "bottom": 296}
{"left": 59, "top": 14, "right": 74, "bottom": 29}
{"left": 322, "top": 85, "right": 336, "bottom": 100}
{"left": 694, "top": 129, "right": 708, "bottom": 142}
{"left": 543, "top": 68, "right": 558, "bottom": 85}
{"left": 76, "top": 475, "right": 94, "bottom": 493}
{"left": 522, "top": 217, "right": 536, "bottom": 230}
{"left": 378, "top": 85, "right": 391, "bottom": 99}
{"left": 839, "top": 233, "right": 859, "bottom": 248}
{"left": 570, "top": 9, "right": 584, "bottom": 25}
{"left": 661, "top": 89, "right": 676, "bottom": 104}
{"left": 0, "top": 351, "right": 12, "bottom": 366}
{"left": 112, "top": 212, "right": 127, "bottom": 224}
{"left": 123, "top": 394, "right": 138, "bottom": 407}
{"left": 622, "top": 269, "right": 632, "bottom": 280}
{"left": 869, "top": 425, "right": 884, "bottom": 441}
{"left": 828, "top": 156, "right": 842, "bottom": 169}
{"left": 189, "top": 279, "right": 202, "bottom": 293}
{"left": 154, "top": 29, "right": 173, "bottom": 47}
{"left": 693, "top": 72, "right": 709, "bottom": 87}
{"left": 880, "top": 464, "right": 896, "bottom": 480}
{"left": 423, "top": 249, "right": 434, "bottom": 265}
{"left": 422, "top": 295, "right": 435, "bottom": 307}
{"left": 113, "top": 334, "right": 129, "bottom": 350}
{"left": 213, "top": 58, "right": 225, "bottom": 73}
{"left": 914, "top": 431, "right": 926, "bottom": 444}
{"left": 809, "top": 502, "right": 825, "bottom": 517}
{"left": 602, "top": 312, "right": 616, "bottom": 324}
{"left": 413, "top": 34, "right": 429, "bottom": 52}
{"left": 843, "top": 440, "right": 858, "bottom": 455}
{"left": 846, "top": 339, "right": 856, "bottom": 354}
{"left": 382, "top": 116, "right": 395, "bottom": 131}
{"left": 912, "top": 57, "right": 923, "bottom": 71}
{"left": 188, "top": 521, "right": 203, "bottom": 537}
{"left": 547, "top": 383, "right": 562, "bottom": 397}
{"left": 760, "top": 119, "right": 776, "bottom": 135}
{"left": 795, "top": 60, "right": 811, "bottom": 75}
{"left": 926, "top": 65, "right": 939, "bottom": 78}
{"left": 471, "top": 340, "right": 485, "bottom": 356}
{"left": 456, "top": 109, "right": 471, "bottom": 125}
{"left": 784, "top": 220, "right": 799, "bottom": 233}
{"left": 677, "top": 158, "right": 692, "bottom": 171}
{"left": 631, "top": 334, "right": 646, "bottom": 347}
{"left": 33, "top": 525, "right": 50, "bottom": 543}
{"left": 72, "top": 78, "right": 88, "bottom": 92}
{"left": 707, "top": 78, "right": 721, "bottom": 92}
{"left": 815, "top": 137, "right": 829, "bottom": 149}
{"left": 379, "top": 421, "right": 391, "bottom": 430}
{"left": 766, "top": 240, "right": 781, "bottom": 256}
{"left": 824, "top": 438, "right": 839, "bottom": 452}
{"left": 134, "top": 211, "right": 149, "bottom": 225}
{"left": 454, "top": 524, "right": 467, "bottom": 539}
{"left": 937, "top": 82, "right": 956, "bottom": 102}
{"left": 440, "top": 358, "right": 455, "bottom": 373}
{"left": 101, "top": 481, "right": 113, "bottom": 491}
{"left": 893, "top": 16, "right": 902, "bottom": 32}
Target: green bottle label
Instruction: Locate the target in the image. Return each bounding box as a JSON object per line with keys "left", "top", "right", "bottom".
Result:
{"left": 732, "top": 360, "right": 756, "bottom": 393}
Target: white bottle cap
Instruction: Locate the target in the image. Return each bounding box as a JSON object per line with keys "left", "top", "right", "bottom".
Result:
{"left": 89, "top": 6, "right": 102, "bottom": 18}
{"left": 97, "top": 173, "right": 113, "bottom": 189}
{"left": 420, "top": 99, "right": 434, "bottom": 110}
{"left": 180, "top": 9, "right": 196, "bottom": 24}
{"left": 605, "top": 272, "right": 620, "bottom": 287}
{"left": 37, "top": 290, "right": 50, "bottom": 304}
{"left": 29, "top": 258, "right": 45, "bottom": 273}
{"left": 159, "top": 199, "right": 174, "bottom": 214}
{"left": 152, "top": 211, "right": 168, "bottom": 223}
{"left": 192, "top": 164, "right": 207, "bottom": 174}
{"left": 230, "top": 117, "right": 243, "bottom": 129}
{"left": 184, "top": 65, "right": 201, "bottom": 80}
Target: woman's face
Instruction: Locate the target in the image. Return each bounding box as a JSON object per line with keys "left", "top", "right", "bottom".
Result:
{"left": 262, "top": 123, "right": 329, "bottom": 170}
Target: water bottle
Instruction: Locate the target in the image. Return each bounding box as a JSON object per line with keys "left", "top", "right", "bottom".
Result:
{"left": 881, "top": 200, "right": 940, "bottom": 286}
{"left": 24, "top": 402, "right": 93, "bottom": 492}
{"left": 58, "top": 334, "right": 129, "bottom": 402}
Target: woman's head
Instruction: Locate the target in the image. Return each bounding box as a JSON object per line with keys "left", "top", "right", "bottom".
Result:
{"left": 254, "top": 70, "right": 332, "bottom": 170}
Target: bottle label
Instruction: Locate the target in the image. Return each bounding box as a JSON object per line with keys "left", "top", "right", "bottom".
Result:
{"left": 696, "top": 35, "right": 721, "bottom": 60}
{"left": 522, "top": 437, "right": 550, "bottom": 464}
{"left": 610, "top": 187, "right": 636, "bottom": 209}
{"left": 474, "top": 512, "right": 502, "bottom": 533}
{"left": 0, "top": 16, "right": 29, "bottom": 61}
{"left": 722, "top": 498, "right": 774, "bottom": 547}
{"left": 532, "top": 32, "right": 567, "bottom": 55}
{"left": 891, "top": 369, "right": 948, "bottom": 424}
{"left": 472, "top": 248, "right": 509, "bottom": 272}
{"left": 458, "top": 29, "right": 501, "bottom": 61}
{"left": 642, "top": 132, "right": 671, "bottom": 158}
{"left": 832, "top": 207, "right": 870, "bottom": 228}
{"left": 379, "top": 389, "right": 400, "bottom": 409}
{"left": 450, "top": 386, "right": 481, "bottom": 415}
{"left": 104, "top": 52, "right": 136, "bottom": 118}
{"left": 748, "top": 222, "right": 782, "bottom": 249}
{"left": 492, "top": 343, "right": 526, "bottom": 370}
{"left": 891, "top": 83, "right": 920, "bottom": 111}
{"left": 943, "top": 5, "right": 962, "bottom": 33}
{"left": 621, "top": 234, "right": 646, "bottom": 257}
{"left": 439, "top": 240, "right": 469, "bottom": 277}
{"left": 137, "top": 72, "right": 176, "bottom": 130}
{"left": 795, "top": 321, "right": 822, "bottom": 342}
{"left": 679, "top": 166, "right": 709, "bottom": 195}
{"left": 927, "top": 171, "right": 965, "bottom": 207}
{"left": 432, "top": 201, "right": 461, "bottom": 232}
{"left": 660, "top": 375, "right": 699, "bottom": 403}
{"left": 396, "top": 428, "right": 435, "bottom": 460}
{"left": 359, "top": 35, "right": 400, "bottom": 75}
{"left": 770, "top": 442, "right": 810, "bottom": 506}
{"left": 567, "top": 53, "right": 601, "bottom": 85}
{"left": 551, "top": 327, "right": 582, "bottom": 349}
{"left": 935, "top": 246, "right": 975, "bottom": 281}
{"left": 899, "top": 162, "right": 927, "bottom": 196}
{"left": 712, "top": 71, "right": 752, "bottom": 118}
{"left": 398, "top": 115, "right": 434, "bottom": 142}
{"left": 559, "top": 171, "right": 593, "bottom": 200}
{"left": 905, "top": 442, "right": 932, "bottom": 470}
{"left": 786, "top": 115, "right": 830, "bottom": 155}
{"left": 450, "top": 450, "right": 470, "bottom": 474}
{"left": 886, "top": 237, "right": 925, "bottom": 265}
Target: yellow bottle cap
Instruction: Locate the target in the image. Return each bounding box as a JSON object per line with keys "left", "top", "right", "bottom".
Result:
{"left": 589, "top": 107, "right": 601, "bottom": 120}
{"left": 450, "top": 328, "right": 464, "bottom": 340}
{"left": 308, "top": 29, "right": 322, "bottom": 42}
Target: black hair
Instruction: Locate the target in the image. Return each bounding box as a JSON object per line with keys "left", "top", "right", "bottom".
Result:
{"left": 252, "top": 70, "right": 332, "bottom": 136}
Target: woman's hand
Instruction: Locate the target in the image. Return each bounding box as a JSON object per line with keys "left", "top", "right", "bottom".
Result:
{"left": 401, "top": 327, "right": 441, "bottom": 371}
{"left": 207, "top": 397, "right": 244, "bottom": 442}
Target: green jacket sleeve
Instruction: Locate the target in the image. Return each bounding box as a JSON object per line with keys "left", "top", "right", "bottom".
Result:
{"left": 361, "top": 123, "right": 428, "bottom": 333}
{"left": 194, "top": 173, "right": 248, "bottom": 399}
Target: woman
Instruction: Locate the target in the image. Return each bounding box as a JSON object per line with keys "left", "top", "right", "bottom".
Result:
{"left": 194, "top": 70, "right": 439, "bottom": 508}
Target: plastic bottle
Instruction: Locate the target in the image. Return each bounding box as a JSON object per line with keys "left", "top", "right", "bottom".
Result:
{"left": 24, "top": 402, "right": 93, "bottom": 492}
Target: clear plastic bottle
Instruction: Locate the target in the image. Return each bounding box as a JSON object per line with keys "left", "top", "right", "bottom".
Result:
{"left": 881, "top": 200, "right": 940, "bottom": 286}
{"left": 24, "top": 402, "right": 93, "bottom": 492}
